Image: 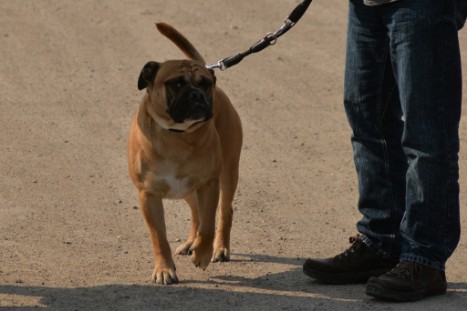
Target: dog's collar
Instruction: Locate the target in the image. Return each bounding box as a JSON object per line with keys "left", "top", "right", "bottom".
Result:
{"left": 165, "top": 119, "right": 209, "bottom": 133}
{"left": 146, "top": 104, "right": 210, "bottom": 134}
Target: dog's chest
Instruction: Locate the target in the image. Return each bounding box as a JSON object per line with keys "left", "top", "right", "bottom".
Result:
{"left": 149, "top": 157, "right": 210, "bottom": 199}
{"left": 159, "top": 174, "right": 192, "bottom": 199}
{"left": 142, "top": 137, "right": 220, "bottom": 199}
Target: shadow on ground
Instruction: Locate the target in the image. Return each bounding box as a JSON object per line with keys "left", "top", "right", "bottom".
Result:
{"left": 1, "top": 254, "right": 465, "bottom": 310}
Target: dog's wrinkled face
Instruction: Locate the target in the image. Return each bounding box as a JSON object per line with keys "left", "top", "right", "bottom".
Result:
{"left": 138, "top": 60, "right": 216, "bottom": 132}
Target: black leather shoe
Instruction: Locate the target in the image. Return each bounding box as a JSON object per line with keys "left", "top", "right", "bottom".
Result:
{"left": 365, "top": 261, "right": 447, "bottom": 302}
{"left": 303, "top": 236, "right": 397, "bottom": 284}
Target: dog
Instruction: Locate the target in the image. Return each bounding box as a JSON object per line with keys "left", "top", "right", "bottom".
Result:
{"left": 128, "top": 23, "right": 242, "bottom": 285}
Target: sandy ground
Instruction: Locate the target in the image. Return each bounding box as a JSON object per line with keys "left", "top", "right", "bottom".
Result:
{"left": 0, "top": 0, "right": 466, "bottom": 310}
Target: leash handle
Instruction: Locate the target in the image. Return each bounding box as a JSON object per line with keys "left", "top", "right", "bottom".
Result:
{"left": 206, "top": 0, "right": 313, "bottom": 71}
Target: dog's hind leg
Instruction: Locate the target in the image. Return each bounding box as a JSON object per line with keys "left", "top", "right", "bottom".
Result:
{"left": 212, "top": 163, "right": 239, "bottom": 263}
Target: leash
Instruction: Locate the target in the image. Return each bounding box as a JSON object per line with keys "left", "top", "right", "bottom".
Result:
{"left": 206, "top": 0, "right": 313, "bottom": 71}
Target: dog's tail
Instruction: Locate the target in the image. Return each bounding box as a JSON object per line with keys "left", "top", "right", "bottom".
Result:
{"left": 156, "top": 23, "right": 206, "bottom": 65}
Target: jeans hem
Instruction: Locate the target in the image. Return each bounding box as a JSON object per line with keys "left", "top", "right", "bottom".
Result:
{"left": 400, "top": 254, "right": 445, "bottom": 271}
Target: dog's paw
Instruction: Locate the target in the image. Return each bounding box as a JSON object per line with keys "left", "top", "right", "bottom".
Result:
{"left": 175, "top": 241, "right": 193, "bottom": 256}
{"left": 152, "top": 266, "right": 179, "bottom": 285}
{"left": 190, "top": 246, "right": 213, "bottom": 270}
{"left": 211, "top": 247, "right": 230, "bottom": 263}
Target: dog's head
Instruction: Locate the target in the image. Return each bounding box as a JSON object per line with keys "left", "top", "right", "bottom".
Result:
{"left": 138, "top": 59, "right": 216, "bottom": 132}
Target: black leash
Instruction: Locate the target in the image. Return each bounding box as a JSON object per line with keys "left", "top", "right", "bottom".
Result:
{"left": 206, "top": 0, "right": 313, "bottom": 71}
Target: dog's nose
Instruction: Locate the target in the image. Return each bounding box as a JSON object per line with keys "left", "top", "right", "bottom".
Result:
{"left": 188, "top": 90, "right": 203, "bottom": 102}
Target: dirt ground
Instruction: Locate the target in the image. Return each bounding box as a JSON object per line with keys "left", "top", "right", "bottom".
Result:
{"left": 0, "top": 0, "right": 466, "bottom": 310}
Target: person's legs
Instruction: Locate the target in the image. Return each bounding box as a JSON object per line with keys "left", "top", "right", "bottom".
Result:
{"left": 366, "top": 0, "right": 461, "bottom": 301}
{"left": 384, "top": 0, "right": 461, "bottom": 272}
{"left": 304, "top": 0, "right": 462, "bottom": 290}
{"left": 344, "top": 0, "right": 407, "bottom": 260}
{"left": 303, "top": 0, "right": 403, "bottom": 283}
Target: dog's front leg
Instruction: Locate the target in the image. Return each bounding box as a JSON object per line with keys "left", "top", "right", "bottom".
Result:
{"left": 175, "top": 192, "right": 199, "bottom": 255}
{"left": 138, "top": 191, "right": 178, "bottom": 285}
{"left": 190, "top": 179, "right": 219, "bottom": 270}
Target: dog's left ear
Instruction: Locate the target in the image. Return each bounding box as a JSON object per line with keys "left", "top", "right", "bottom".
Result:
{"left": 208, "top": 69, "right": 217, "bottom": 86}
{"left": 138, "top": 61, "right": 160, "bottom": 90}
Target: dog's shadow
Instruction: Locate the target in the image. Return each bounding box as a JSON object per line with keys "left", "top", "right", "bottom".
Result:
{"left": 1, "top": 254, "right": 465, "bottom": 310}
{"left": 213, "top": 252, "right": 309, "bottom": 289}
{"left": 199, "top": 253, "right": 361, "bottom": 296}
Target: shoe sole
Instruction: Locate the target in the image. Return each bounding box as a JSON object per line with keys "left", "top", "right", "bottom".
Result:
{"left": 303, "top": 265, "right": 390, "bottom": 285}
{"left": 365, "top": 282, "right": 447, "bottom": 302}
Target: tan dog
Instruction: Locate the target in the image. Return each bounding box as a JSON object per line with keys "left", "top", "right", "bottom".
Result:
{"left": 128, "top": 23, "right": 242, "bottom": 285}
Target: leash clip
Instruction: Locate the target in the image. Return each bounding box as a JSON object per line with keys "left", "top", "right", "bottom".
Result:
{"left": 206, "top": 61, "right": 228, "bottom": 71}
{"left": 270, "top": 19, "right": 295, "bottom": 42}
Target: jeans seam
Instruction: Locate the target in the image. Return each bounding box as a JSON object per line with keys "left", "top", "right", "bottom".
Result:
{"left": 377, "top": 44, "right": 399, "bottom": 254}
{"left": 440, "top": 9, "right": 451, "bottom": 260}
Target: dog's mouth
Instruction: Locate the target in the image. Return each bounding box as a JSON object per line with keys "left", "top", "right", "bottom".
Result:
{"left": 187, "top": 111, "right": 213, "bottom": 122}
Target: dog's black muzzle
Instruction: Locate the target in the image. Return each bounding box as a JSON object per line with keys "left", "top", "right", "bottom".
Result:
{"left": 168, "top": 87, "right": 213, "bottom": 123}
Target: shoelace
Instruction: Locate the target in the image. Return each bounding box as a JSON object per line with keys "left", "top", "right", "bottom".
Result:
{"left": 336, "top": 235, "right": 363, "bottom": 260}
{"left": 386, "top": 262, "right": 421, "bottom": 280}
{"left": 348, "top": 235, "right": 360, "bottom": 244}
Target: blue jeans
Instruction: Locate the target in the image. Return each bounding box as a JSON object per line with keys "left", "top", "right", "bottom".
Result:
{"left": 344, "top": 0, "right": 462, "bottom": 271}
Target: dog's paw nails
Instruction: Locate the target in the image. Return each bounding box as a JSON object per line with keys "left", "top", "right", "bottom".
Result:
{"left": 175, "top": 243, "right": 192, "bottom": 256}
{"left": 187, "top": 246, "right": 194, "bottom": 256}
{"left": 211, "top": 254, "right": 230, "bottom": 263}
{"left": 155, "top": 274, "right": 179, "bottom": 285}
{"left": 192, "top": 259, "right": 202, "bottom": 269}
{"left": 212, "top": 248, "right": 230, "bottom": 263}
{"left": 190, "top": 250, "right": 211, "bottom": 270}
{"left": 152, "top": 267, "right": 179, "bottom": 285}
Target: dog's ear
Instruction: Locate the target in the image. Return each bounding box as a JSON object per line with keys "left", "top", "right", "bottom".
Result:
{"left": 138, "top": 61, "right": 160, "bottom": 90}
{"left": 208, "top": 69, "right": 217, "bottom": 86}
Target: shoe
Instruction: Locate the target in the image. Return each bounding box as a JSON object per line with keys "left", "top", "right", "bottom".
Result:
{"left": 365, "top": 261, "right": 447, "bottom": 302}
{"left": 303, "top": 236, "right": 397, "bottom": 284}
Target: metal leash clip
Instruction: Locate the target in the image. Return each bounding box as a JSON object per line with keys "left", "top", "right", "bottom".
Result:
{"left": 205, "top": 61, "right": 227, "bottom": 71}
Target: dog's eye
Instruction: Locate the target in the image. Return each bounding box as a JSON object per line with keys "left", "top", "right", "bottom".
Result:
{"left": 166, "top": 78, "right": 187, "bottom": 91}
{"left": 197, "top": 77, "right": 212, "bottom": 90}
